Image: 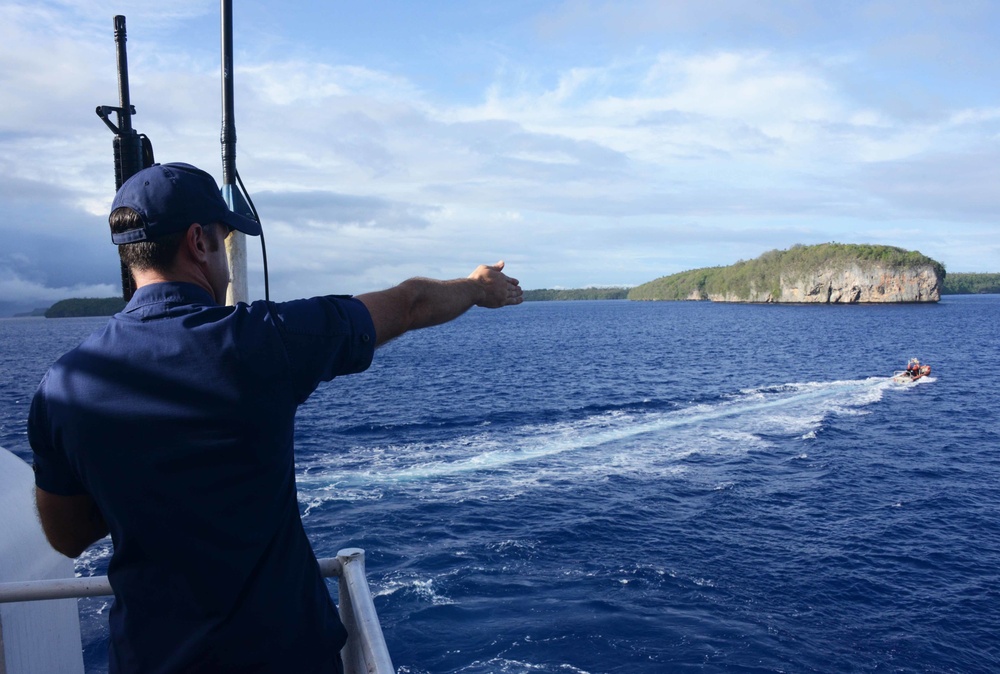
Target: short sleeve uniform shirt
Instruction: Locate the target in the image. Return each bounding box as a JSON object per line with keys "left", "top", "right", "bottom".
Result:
{"left": 29, "top": 282, "right": 376, "bottom": 673}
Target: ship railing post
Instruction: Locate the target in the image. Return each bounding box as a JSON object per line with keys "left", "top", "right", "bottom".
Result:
{"left": 336, "top": 548, "right": 394, "bottom": 674}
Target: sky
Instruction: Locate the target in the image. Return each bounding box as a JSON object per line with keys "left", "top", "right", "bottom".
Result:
{"left": 1, "top": 0, "right": 999, "bottom": 315}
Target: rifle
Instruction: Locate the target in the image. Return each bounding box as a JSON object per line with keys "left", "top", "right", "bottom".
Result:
{"left": 96, "top": 15, "right": 155, "bottom": 301}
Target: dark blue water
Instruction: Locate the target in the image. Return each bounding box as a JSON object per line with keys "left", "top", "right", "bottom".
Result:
{"left": 2, "top": 297, "right": 999, "bottom": 673}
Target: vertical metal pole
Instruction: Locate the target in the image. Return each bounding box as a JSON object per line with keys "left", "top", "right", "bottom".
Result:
{"left": 220, "top": 1, "right": 236, "bottom": 187}
{"left": 220, "top": 0, "right": 248, "bottom": 305}
{"left": 336, "top": 548, "right": 395, "bottom": 674}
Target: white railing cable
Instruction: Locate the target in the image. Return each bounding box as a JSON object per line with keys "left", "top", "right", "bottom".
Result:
{"left": 0, "top": 557, "right": 350, "bottom": 604}
{"left": 0, "top": 574, "right": 112, "bottom": 603}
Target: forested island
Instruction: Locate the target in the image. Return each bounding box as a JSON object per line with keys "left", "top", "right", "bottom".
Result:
{"left": 628, "top": 243, "right": 944, "bottom": 303}
{"left": 45, "top": 297, "right": 126, "bottom": 318}
{"left": 942, "top": 273, "right": 1000, "bottom": 294}
{"left": 520, "top": 276, "right": 997, "bottom": 301}
{"left": 523, "top": 287, "right": 629, "bottom": 301}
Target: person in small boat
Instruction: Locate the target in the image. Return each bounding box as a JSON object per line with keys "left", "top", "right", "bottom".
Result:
{"left": 28, "top": 163, "right": 522, "bottom": 674}
{"left": 906, "top": 359, "right": 921, "bottom": 377}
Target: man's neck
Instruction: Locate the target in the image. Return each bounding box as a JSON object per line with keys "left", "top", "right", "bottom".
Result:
{"left": 132, "top": 268, "right": 217, "bottom": 303}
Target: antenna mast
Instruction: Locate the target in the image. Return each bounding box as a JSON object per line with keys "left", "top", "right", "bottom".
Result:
{"left": 220, "top": 0, "right": 254, "bottom": 305}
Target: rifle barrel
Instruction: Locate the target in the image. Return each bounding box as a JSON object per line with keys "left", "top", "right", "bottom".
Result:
{"left": 113, "top": 16, "right": 133, "bottom": 136}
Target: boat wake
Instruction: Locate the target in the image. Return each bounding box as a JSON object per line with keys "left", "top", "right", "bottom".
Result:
{"left": 297, "top": 375, "right": 925, "bottom": 503}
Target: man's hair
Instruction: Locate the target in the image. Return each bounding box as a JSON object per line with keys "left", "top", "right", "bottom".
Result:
{"left": 110, "top": 207, "right": 221, "bottom": 272}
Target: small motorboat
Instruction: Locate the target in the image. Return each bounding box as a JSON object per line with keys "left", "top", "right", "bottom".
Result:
{"left": 892, "top": 358, "right": 931, "bottom": 383}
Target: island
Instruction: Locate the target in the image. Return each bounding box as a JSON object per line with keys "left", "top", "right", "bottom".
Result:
{"left": 45, "top": 297, "right": 127, "bottom": 318}
{"left": 523, "top": 287, "right": 629, "bottom": 301}
{"left": 628, "top": 243, "right": 945, "bottom": 303}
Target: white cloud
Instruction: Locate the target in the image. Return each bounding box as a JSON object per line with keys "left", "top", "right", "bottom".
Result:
{"left": 948, "top": 107, "right": 1000, "bottom": 127}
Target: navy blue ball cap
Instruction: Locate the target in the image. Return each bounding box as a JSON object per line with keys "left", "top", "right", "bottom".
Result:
{"left": 110, "top": 162, "right": 262, "bottom": 245}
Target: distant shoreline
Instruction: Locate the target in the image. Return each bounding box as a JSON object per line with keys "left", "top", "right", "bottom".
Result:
{"left": 523, "top": 288, "right": 629, "bottom": 301}
{"left": 8, "top": 270, "right": 999, "bottom": 317}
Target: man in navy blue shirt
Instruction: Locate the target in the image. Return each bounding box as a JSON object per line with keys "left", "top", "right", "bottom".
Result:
{"left": 28, "top": 163, "right": 522, "bottom": 673}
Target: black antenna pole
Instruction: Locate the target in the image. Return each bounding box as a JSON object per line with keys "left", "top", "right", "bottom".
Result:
{"left": 218, "top": 0, "right": 261, "bottom": 304}
{"left": 221, "top": 0, "right": 236, "bottom": 187}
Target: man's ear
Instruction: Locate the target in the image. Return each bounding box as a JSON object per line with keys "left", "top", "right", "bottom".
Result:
{"left": 184, "top": 223, "right": 210, "bottom": 262}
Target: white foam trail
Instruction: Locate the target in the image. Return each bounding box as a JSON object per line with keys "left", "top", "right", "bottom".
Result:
{"left": 298, "top": 377, "right": 903, "bottom": 491}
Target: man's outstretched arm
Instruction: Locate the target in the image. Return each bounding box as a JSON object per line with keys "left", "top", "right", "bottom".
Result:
{"left": 357, "top": 261, "right": 522, "bottom": 347}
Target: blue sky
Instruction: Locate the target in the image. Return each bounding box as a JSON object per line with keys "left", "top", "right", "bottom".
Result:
{"left": 1, "top": 1, "right": 998, "bottom": 314}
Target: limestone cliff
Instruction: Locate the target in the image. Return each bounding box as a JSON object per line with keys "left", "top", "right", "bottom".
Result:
{"left": 702, "top": 263, "right": 941, "bottom": 303}
{"left": 628, "top": 243, "right": 945, "bottom": 303}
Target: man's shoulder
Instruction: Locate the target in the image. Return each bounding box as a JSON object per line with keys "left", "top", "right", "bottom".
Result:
{"left": 256, "top": 295, "right": 372, "bottom": 335}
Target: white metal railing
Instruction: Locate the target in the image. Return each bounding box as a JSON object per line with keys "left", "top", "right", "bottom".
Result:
{"left": 0, "top": 547, "right": 394, "bottom": 674}
{"left": 0, "top": 574, "right": 112, "bottom": 603}
{"left": 329, "top": 548, "right": 395, "bottom": 674}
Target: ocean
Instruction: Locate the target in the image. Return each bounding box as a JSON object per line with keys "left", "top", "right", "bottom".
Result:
{"left": 2, "top": 295, "right": 998, "bottom": 673}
